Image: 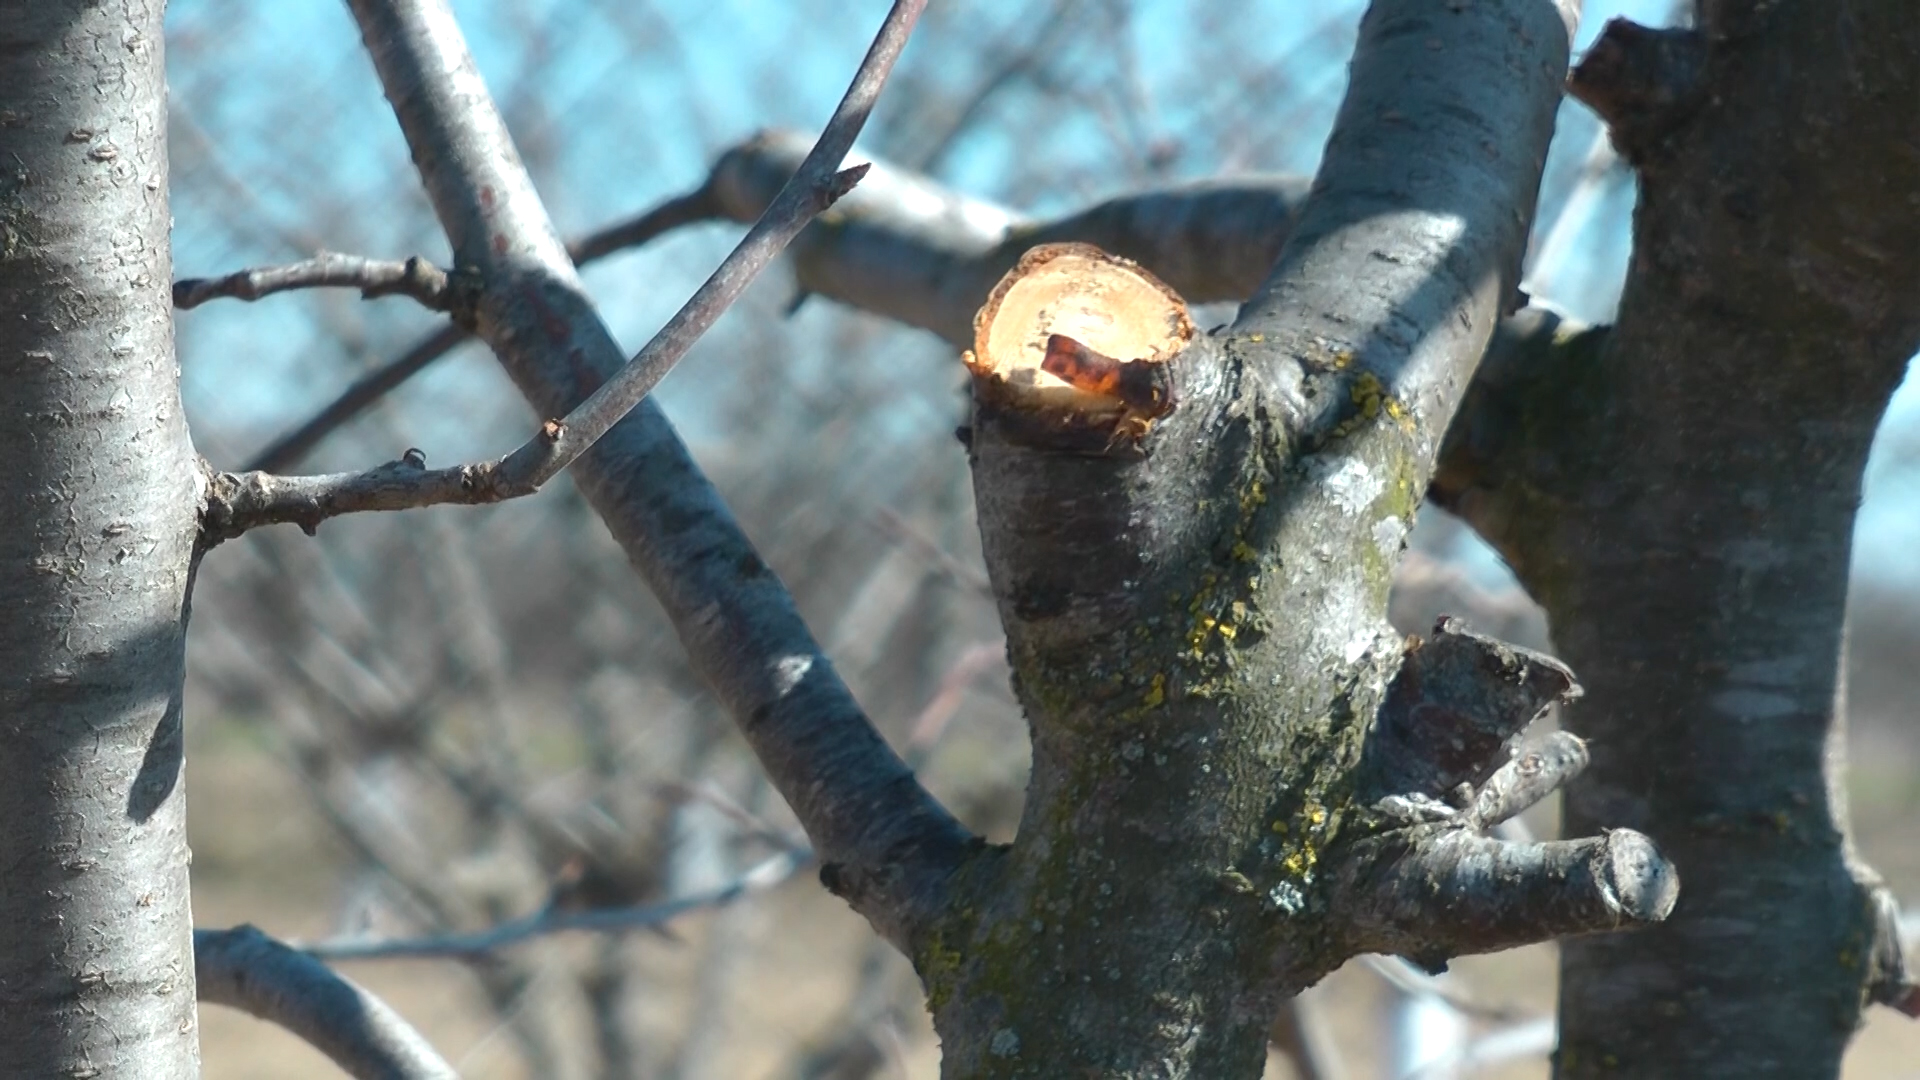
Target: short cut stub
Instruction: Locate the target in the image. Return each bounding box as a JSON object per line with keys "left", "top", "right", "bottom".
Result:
{"left": 963, "top": 243, "right": 1193, "bottom": 443}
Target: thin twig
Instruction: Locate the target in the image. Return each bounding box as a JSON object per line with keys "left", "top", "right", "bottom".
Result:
{"left": 482, "top": 0, "right": 930, "bottom": 495}
{"left": 243, "top": 186, "right": 720, "bottom": 474}
{"left": 196, "top": 925, "right": 458, "bottom": 1080}
{"left": 300, "top": 849, "right": 808, "bottom": 962}
{"left": 198, "top": 448, "right": 520, "bottom": 548}
{"left": 175, "top": 252, "right": 458, "bottom": 311}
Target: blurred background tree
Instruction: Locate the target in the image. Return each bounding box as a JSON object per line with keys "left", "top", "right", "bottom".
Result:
{"left": 164, "top": 1, "right": 1920, "bottom": 1076}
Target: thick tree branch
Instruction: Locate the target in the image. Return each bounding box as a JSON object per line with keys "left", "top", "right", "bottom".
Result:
{"left": 195, "top": 926, "right": 457, "bottom": 1080}
{"left": 174, "top": 253, "right": 460, "bottom": 312}
{"left": 343, "top": 0, "right": 970, "bottom": 949}
{"left": 1536, "top": 6, "right": 1920, "bottom": 1069}
{"left": 1336, "top": 828, "right": 1678, "bottom": 973}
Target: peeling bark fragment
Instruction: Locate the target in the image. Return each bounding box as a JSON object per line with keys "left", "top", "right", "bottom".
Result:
{"left": 1567, "top": 20, "right": 1708, "bottom": 168}
{"left": 1359, "top": 617, "right": 1580, "bottom": 803}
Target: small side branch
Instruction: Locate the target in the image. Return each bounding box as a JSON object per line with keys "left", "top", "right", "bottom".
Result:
{"left": 175, "top": 253, "right": 459, "bottom": 313}
{"left": 198, "top": 447, "right": 530, "bottom": 549}
{"left": 195, "top": 925, "right": 457, "bottom": 1080}
{"left": 1337, "top": 829, "right": 1678, "bottom": 974}
{"left": 1464, "top": 730, "right": 1589, "bottom": 831}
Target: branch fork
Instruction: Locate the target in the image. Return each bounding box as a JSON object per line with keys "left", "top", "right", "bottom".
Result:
{"left": 1333, "top": 618, "right": 1676, "bottom": 973}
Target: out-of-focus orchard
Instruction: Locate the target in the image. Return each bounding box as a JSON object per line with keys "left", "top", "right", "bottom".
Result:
{"left": 165, "top": 1, "right": 1920, "bottom": 1075}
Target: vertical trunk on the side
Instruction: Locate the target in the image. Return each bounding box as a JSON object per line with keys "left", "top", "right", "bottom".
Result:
{"left": 0, "top": 1, "right": 201, "bottom": 1074}
{"left": 1437, "top": 10, "right": 1920, "bottom": 1075}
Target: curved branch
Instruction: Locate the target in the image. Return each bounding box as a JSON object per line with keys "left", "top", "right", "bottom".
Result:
{"left": 195, "top": 925, "right": 456, "bottom": 1080}
{"left": 709, "top": 128, "right": 1306, "bottom": 346}
{"left": 342, "top": 0, "right": 969, "bottom": 949}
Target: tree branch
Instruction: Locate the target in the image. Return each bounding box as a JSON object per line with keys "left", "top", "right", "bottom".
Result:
{"left": 198, "top": 449, "right": 520, "bottom": 547}
{"left": 300, "top": 849, "right": 807, "bottom": 962}
{"left": 1463, "top": 729, "right": 1589, "bottom": 831}
{"left": 174, "top": 253, "right": 460, "bottom": 312}
{"left": 244, "top": 186, "right": 721, "bottom": 474}
{"left": 195, "top": 925, "right": 457, "bottom": 1080}
{"left": 343, "top": 0, "right": 970, "bottom": 949}
{"left": 1336, "top": 827, "right": 1678, "bottom": 974}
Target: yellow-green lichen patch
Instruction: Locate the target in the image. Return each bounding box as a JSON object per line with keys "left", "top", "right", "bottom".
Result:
{"left": 1142, "top": 672, "right": 1166, "bottom": 708}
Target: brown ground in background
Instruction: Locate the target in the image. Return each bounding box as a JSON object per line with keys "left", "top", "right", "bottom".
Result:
{"left": 191, "top": 714, "right": 1920, "bottom": 1079}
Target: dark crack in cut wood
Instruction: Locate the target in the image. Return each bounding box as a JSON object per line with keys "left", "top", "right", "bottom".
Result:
{"left": 1360, "top": 616, "right": 1580, "bottom": 803}
{"left": 962, "top": 242, "right": 1191, "bottom": 451}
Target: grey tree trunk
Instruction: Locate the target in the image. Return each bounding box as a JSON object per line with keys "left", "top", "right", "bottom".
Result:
{"left": 1434, "top": 9, "right": 1920, "bottom": 1076}
{"left": 0, "top": 1, "right": 202, "bottom": 1076}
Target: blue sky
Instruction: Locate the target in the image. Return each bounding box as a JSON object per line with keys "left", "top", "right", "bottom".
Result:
{"left": 161, "top": 0, "right": 1919, "bottom": 594}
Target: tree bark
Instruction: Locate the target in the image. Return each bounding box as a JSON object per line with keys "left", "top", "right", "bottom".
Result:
{"left": 919, "top": 4, "right": 1632, "bottom": 1076}
{"left": 0, "top": 1, "right": 202, "bottom": 1075}
{"left": 1485, "top": 9, "right": 1920, "bottom": 1076}
{"left": 690, "top": 11, "right": 1920, "bottom": 1073}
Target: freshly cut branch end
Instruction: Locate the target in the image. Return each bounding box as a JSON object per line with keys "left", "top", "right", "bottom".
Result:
{"left": 963, "top": 242, "right": 1191, "bottom": 443}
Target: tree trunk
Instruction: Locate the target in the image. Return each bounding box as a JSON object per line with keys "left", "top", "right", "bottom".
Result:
{"left": 0, "top": 1, "right": 201, "bottom": 1075}
{"left": 913, "top": 5, "right": 1674, "bottom": 1075}
{"left": 1438, "top": 10, "right": 1920, "bottom": 1076}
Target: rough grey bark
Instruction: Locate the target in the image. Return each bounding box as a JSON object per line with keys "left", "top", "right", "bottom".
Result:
{"left": 0, "top": 1, "right": 202, "bottom": 1075}
{"left": 919, "top": 3, "right": 1648, "bottom": 1077}
{"left": 1432, "top": 9, "right": 1920, "bottom": 1076}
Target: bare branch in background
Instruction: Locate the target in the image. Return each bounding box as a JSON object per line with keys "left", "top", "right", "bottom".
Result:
{"left": 1357, "top": 955, "right": 1535, "bottom": 1023}
{"left": 300, "top": 849, "right": 807, "bottom": 962}
{"left": 196, "top": 925, "right": 458, "bottom": 1080}
{"left": 174, "top": 253, "right": 461, "bottom": 312}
